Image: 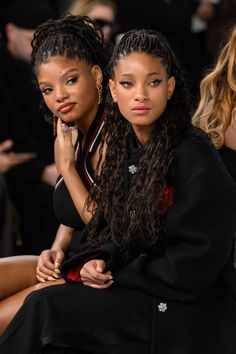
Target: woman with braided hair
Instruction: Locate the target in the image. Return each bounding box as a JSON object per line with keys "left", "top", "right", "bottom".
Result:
{"left": 1, "top": 28, "right": 236, "bottom": 354}
{"left": 0, "top": 13, "right": 111, "bottom": 334}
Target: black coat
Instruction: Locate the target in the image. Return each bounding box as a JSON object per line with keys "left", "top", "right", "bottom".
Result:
{"left": 62, "top": 129, "right": 236, "bottom": 353}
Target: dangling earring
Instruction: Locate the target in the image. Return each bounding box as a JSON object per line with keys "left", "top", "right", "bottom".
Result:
{"left": 53, "top": 115, "right": 57, "bottom": 136}
{"left": 97, "top": 85, "right": 103, "bottom": 105}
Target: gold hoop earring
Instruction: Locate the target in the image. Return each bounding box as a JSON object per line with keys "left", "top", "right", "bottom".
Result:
{"left": 53, "top": 115, "right": 57, "bottom": 136}
{"left": 97, "top": 85, "right": 103, "bottom": 105}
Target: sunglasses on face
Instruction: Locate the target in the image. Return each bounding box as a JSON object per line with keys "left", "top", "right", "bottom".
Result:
{"left": 94, "top": 18, "right": 114, "bottom": 29}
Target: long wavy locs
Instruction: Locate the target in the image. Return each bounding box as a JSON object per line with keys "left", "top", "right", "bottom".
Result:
{"left": 31, "top": 14, "right": 111, "bottom": 118}
{"left": 87, "top": 29, "right": 192, "bottom": 258}
{"left": 192, "top": 25, "right": 236, "bottom": 149}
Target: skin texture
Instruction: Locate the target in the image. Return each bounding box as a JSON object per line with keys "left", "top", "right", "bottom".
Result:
{"left": 109, "top": 53, "right": 175, "bottom": 144}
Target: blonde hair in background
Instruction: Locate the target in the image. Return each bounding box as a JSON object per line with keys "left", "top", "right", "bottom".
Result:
{"left": 192, "top": 25, "right": 236, "bottom": 149}
{"left": 69, "top": 0, "right": 117, "bottom": 17}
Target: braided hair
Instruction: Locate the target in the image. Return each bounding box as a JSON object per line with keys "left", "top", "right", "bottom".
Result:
{"left": 91, "top": 29, "right": 192, "bottom": 259}
{"left": 31, "top": 14, "right": 111, "bottom": 117}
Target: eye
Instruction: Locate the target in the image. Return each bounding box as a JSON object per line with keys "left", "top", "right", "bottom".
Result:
{"left": 41, "top": 87, "right": 52, "bottom": 95}
{"left": 150, "top": 79, "right": 162, "bottom": 86}
{"left": 66, "top": 77, "right": 78, "bottom": 85}
{"left": 119, "top": 80, "right": 133, "bottom": 88}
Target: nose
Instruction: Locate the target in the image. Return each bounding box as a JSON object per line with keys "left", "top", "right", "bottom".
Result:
{"left": 55, "top": 86, "right": 68, "bottom": 102}
{"left": 134, "top": 85, "right": 148, "bottom": 102}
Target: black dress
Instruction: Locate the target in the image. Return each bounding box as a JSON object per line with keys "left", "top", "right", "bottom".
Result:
{"left": 0, "top": 128, "right": 236, "bottom": 354}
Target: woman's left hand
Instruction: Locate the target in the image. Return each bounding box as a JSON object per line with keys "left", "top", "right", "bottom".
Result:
{"left": 80, "top": 259, "right": 113, "bottom": 289}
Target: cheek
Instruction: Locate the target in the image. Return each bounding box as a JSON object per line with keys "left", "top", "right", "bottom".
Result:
{"left": 43, "top": 96, "right": 53, "bottom": 111}
{"left": 115, "top": 91, "right": 129, "bottom": 116}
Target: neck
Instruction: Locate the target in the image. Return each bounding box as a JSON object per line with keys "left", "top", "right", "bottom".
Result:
{"left": 132, "top": 124, "right": 154, "bottom": 145}
{"left": 76, "top": 104, "right": 99, "bottom": 137}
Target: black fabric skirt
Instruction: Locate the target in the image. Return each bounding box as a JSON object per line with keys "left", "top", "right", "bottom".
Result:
{"left": 0, "top": 283, "right": 153, "bottom": 354}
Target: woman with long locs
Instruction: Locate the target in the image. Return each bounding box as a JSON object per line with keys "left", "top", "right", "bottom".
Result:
{"left": 0, "top": 14, "right": 111, "bottom": 334}
{"left": 0, "top": 27, "right": 236, "bottom": 354}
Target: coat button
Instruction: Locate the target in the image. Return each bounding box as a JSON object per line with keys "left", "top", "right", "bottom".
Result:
{"left": 128, "top": 165, "right": 138, "bottom": 174}
{"left": 158, "top": 302, "right": 167, "bottom": 312}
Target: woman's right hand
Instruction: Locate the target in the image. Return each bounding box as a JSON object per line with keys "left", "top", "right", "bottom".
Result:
{"left": 54, "top": 119, "right": 76, "bottom": 175}
{"left": 36, "top": 249, "right": 65, "bottom": 283}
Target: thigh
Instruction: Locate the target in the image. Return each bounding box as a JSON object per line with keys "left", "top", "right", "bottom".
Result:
{"left": 0, "top": 278, "right": 65, "bottom": 334}
{"left": 0, "top": 255, "right": 38, "bottom": 300}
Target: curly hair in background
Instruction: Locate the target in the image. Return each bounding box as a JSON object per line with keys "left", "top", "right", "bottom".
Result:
{"left": 192, "top": 25, "right": 236, "bottom": 149}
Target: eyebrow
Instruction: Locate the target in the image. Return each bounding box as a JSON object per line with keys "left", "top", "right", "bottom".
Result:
{"left": 39, "top": 68, "right": 79, "bottom": 86}
{"left": 120, "top": 71, "right": 162, "bottom": 78}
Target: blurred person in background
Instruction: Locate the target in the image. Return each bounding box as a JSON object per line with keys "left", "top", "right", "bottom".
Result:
{"left": 0, "top": 0, "right": 60, "bottom": 255}
{"left": 192, "top": 24, "right": 236, "bottom": 266}
{"left": 113, "top": 0, "right": 195, "bottom": 71}
{"left": 190, "top": 0, "right": 236, "bottom": 103}
{"left": 68, "top": 0, "right": 118, "bottom": 42}
{"left": 0, "top": 139, "right": 35, "bottom": 257}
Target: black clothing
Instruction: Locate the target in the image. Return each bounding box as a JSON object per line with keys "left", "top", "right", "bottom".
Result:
{"left": 219, "top": 145, "right": 236, "bottom": 267}
{"left": 219, "top": 145, "right": 236, "bottom": 182}
{"left": 0, "top": 45, "right": 59, "bottom": 254}
{"left": 0, "top": 128, "right": 236, "bottom": 353}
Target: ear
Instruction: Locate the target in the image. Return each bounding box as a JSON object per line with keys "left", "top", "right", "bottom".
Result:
{"left": 91, "top": 65, "right": 103, "bottom": 88}
{"left": 109, "top": 78, "right": 117, "bottom": 102}
{"left": 167, "top": 76, "right": 176, "bottom": 100}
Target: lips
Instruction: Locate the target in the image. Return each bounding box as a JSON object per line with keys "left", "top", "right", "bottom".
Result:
{"left": 132, "top": 106, "right": 150, "bottom": 115}
{"left": 59, "top": 103, "right": 76, "bottom": 114}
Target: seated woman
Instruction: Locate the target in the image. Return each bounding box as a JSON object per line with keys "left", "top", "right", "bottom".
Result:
{"left": 0, "top": 28, "right": 236, "bottom": 354}
{"left": 0, "top": 14, "right": 110, "bottom": 333}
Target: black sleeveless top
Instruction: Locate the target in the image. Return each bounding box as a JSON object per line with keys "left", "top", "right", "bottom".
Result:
{"left": 53, "top": 105, "right": 105, "bottom": 230}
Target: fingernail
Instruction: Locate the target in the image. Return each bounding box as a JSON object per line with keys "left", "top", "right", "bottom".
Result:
{"left": 48, "top": 276, "right": 56, "bottom": 281}
{"left": 62, "top": 124, "right": 69, "bottom": 132}
{"left": 52, "top": 273, "right": 60, "bottom": 279}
